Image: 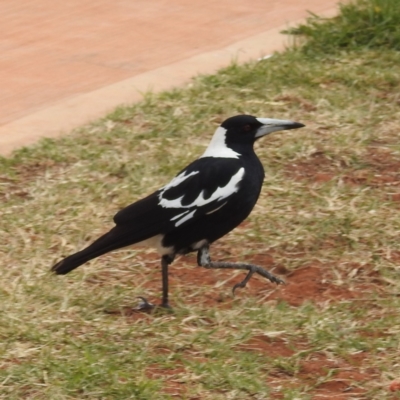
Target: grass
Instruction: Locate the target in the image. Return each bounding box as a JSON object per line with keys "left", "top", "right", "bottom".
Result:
{"left": 286, "top": 0, "right": 400, "bottom": 53}
{"left": 2, "top": 1, "right": 400, "bottom": 398}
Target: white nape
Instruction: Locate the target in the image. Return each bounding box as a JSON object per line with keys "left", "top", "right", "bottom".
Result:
{"left": 200, "top": 127, "right": 240, "bottom": 159}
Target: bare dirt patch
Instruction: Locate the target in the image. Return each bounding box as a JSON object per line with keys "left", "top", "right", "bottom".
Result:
{"left": 237, "top": 335, "right": 298, "bottom": 358}
{"left": 299, "top": 354, "right": 372, "bottom": 400}
{"left": 0, "top": 175, "right": 31, "bottom": 200}
{"left": 265, "top": 262, "right": 385, "bottom": 307}
{"left": 266, "top": 349, "right": 377, "bottom": 400}
{"left": 145, "top": 362, "right": 187, "bottom": 397}
{"left": 285, "top": 150, "right": 342, "bottom": 184}
{"left": 285, "top": 147, "right": 400, "bottom": 190}
{"left": 12, "top": 159, "right": 65, "bottom": 184}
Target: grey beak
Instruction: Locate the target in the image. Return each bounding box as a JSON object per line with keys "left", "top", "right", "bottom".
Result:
{"left": 255, "top": 118, "right": 305, "bottom": 138}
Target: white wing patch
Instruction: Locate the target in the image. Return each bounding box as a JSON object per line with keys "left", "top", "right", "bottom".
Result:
{"left": 170, "top": 210, "right": 190, "bottom": 221}
{"left": 158, "top": 170, "right": 199, "bottom": 208}
{"left": 175, "top": 210, "right": 196, "bottom": 227}
{"left": 205, "top": 201, "right": 227, "bottom": 215}
{"left": 158, "top": 167, "right": 245, "bottom": 226}
{"left": 163, "top": 170, "right": 199, "bottom": 190}
{"left": 200, "top": 127, "right": 240, "bottom": 159}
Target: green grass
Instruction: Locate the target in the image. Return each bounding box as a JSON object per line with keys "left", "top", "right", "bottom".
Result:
{"left": 286, "top": 0, "right": 400, "bottom": 53}
{"left": 2, "top": 1, "right": 400, "bottom": 398}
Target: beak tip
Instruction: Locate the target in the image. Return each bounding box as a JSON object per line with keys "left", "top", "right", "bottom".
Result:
{"left": 287, "top": 122, "right": 305, "bottom": 130}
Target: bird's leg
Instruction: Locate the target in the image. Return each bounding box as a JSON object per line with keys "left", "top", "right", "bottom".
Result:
{"left": 136, "top": 254, "right": 175, "bottom": 311}
{"left": 197, "top": 245, "right": 284, "bottom": 295}
{"left": 161, "top": 254, "right": 174, "bottom": 308}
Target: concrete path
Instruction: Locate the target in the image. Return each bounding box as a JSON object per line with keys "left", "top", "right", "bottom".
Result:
{"left": 0, "top": 0, "right": 338, "bottom": 155}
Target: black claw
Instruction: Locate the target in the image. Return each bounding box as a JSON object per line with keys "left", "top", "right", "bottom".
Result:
{"left": 272, "top": 276, "right": 285, "bottom": 285}
{"left": 256, "top": 266, "right": 285, "bottom": 285}
{"left": 261, "top": 275, "right": 285, "bottom": 286}
{"left": 135, "top": 297, "right": 173, "bottom": 313}
{"left": 232, "top": 269, "right": 255, "bottom": 296}
{"left": 232, "top": 269, "right": 284, "bottom": 296}
{"left": 136, "top": 296, "right": 155, "bottom": 311}
{"left": 232, "top": 282, "right": 244, "bottom": 296}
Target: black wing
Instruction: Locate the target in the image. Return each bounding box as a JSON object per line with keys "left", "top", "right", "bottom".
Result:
{"left": 113, "top": 157, "right": 244, "bottom": 235}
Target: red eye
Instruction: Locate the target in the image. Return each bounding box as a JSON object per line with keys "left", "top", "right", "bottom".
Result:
{"left": 243, "top": 124, "right": 251, "bottom": 132}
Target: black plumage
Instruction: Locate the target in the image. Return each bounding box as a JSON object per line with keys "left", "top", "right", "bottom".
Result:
{"left": 51, "top": 114, "right": 305, "bottom": 308}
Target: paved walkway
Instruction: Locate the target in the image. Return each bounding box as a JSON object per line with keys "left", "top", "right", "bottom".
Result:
{"left": 0, "top": 0, "right": 338, "bottom": 155}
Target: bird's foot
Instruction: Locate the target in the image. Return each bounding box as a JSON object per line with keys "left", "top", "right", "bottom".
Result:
{"left": 136, "top": 296, "right": 155, "bottom": 311}
{"left": 197, "top": 246, "right": 284, "bottom": 296}
{"left": 135, "top": 297, "right": 173, "bottom": 313}
{"left": 232, "top": 265, "right": 285, "bottom": 295}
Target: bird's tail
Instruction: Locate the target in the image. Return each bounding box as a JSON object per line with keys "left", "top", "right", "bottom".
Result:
{"left": 51, "top": 226, "right": 140, "bottom": 275}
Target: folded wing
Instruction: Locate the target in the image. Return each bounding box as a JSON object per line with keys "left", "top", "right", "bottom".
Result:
{"left": 113, "top": 157, "right": 244, "bottom": 235}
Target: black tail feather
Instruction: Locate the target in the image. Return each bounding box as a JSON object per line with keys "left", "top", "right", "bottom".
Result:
{"left": 51, "top": 251, "right": 96, "bottom": 275}
{"left": 51, "top": 226, "right": 148, "bottom": 274}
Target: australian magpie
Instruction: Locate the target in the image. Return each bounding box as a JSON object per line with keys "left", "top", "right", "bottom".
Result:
{"left": 51, "top": 115, "right": 304, "bottom": 309}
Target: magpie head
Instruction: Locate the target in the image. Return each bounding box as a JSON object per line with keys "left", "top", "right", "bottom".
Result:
{"left": 222, "top": 114, "right": 305, "bottom": 144}
{"left": 201, "top": 114, "right": 305, "bottom": 159}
